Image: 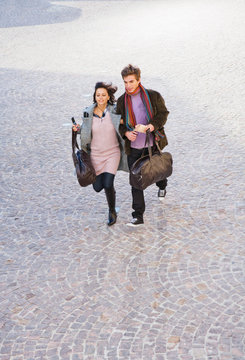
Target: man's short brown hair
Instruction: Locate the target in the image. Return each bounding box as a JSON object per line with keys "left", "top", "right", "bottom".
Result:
{"left": 121, "top": 64, "right": 141, "bottom": 80}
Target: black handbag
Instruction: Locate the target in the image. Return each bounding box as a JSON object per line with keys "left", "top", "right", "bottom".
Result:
{"left": 72, "top": 126, "right": 96, "bottom": 187}
{"left": 130, "top": 131, "right": 173, "bottom": 190}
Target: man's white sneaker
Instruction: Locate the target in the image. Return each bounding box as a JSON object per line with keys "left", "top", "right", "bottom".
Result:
{"left": 158, "top": 189, "right": 166, "bottom": 199}
{"left": 126, "top": 218, "right": 144, "bottom": 226}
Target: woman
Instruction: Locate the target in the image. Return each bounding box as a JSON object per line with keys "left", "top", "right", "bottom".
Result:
{"left": 73, "top": 82, "right": 128, "bottom": 226}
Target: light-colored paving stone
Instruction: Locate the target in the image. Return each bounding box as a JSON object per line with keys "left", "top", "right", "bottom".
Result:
{"left": 0, "top": 0, "right": 244, "bottom": 359}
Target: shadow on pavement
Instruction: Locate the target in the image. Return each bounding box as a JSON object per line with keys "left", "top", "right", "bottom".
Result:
{"left": 0, "top": 0, "right": 81, "bottom": 28}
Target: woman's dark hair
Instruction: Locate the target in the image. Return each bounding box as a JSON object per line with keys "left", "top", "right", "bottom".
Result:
{"left": 93, "top": 82, "right": 118, "bottom": 105}
{"left": 121, "top": 64, "right": 141, "bottom": 80}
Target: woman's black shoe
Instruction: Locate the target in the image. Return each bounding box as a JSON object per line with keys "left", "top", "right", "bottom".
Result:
{"left": 108, "top": 210, "right": 117, "bottom": 226}
{"left": 105, "top": 187, "right": 117, "bottom": 226}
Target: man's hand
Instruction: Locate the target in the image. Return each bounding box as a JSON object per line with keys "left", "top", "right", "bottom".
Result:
{"left": 135, "top": 124, "right": 147, "bottom": 133}
{"left": 145, "top": 124, "right": 154, "bottom": 132}
{"left": 125, "top": 130, "right": 138, "bottom": 141}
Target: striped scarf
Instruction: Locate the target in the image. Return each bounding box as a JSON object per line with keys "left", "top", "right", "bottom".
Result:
{"left": 124, "top": 83, "right": 153, "bottom": 130}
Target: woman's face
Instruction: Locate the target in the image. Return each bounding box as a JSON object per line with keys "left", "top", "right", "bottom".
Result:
{"left": 95, "top": 88, "right": 110, "bottom": 106}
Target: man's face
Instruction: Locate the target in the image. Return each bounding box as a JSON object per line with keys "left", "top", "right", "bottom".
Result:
{"left": 123, "top": 75, "right": 141, "bottom": 93}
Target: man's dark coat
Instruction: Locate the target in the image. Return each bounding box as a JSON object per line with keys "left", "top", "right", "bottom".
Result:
{"left": 116, "top": 89, "right": 169, "bottom": 155}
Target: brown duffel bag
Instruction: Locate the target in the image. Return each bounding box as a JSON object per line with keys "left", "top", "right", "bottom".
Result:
{"left": 130, "top": 131, "right": 173, "bottom": 191}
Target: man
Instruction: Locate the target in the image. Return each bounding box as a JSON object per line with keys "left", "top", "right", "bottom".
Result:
{"left": 117, "top": 64, "right": 169, "bottom": 226}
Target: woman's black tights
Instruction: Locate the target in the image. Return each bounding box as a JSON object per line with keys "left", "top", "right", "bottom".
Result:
{"left": 93, "top": 172, "right": 115, "bottom": 192}
{"left": 93, "top": 172, "right": 117, "bottom": 226}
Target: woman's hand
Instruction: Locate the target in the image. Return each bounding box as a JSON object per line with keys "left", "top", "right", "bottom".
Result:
{"left": 126, "top": 130, "right": 138, "bottom": 141}
{"left": 72, "top": 124, "right": 80, "bottom": 132}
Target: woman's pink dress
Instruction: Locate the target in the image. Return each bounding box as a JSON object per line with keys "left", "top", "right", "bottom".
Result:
{"left": 91, "top": 111, "right": 120, "bottom": 176}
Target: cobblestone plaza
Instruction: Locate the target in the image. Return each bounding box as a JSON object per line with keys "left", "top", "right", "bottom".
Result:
{"left": 0, "top": 0, "right": 244, "bottom": 359}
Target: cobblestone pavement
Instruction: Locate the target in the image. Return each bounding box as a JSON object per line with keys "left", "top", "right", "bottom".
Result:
{"left": 0, "top": 0, "right": 245, "bottom": 359}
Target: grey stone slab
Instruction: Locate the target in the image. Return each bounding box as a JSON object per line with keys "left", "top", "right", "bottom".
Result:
{"left": 0, "top": 0, "right": 245, "bottom": 359}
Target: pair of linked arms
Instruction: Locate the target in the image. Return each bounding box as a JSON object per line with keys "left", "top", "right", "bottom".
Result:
{"left": 122, "top": 122, "right": 154, "bottom": 142}
{"left": 72, "top": 119, "right": 154, "bottom": 139}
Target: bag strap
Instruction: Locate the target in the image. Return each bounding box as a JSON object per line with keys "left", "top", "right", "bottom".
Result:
{"left": 72, "top": 128, "right": 80, "bottom": 154}
{"left": 141, "top": 129, "right": 153, "bottom": 158}
{"left": 154, "top": 139, "right": 162, "bottom": 153}
{"left": 141, "top": 129, "right": 162, "bottom": 158}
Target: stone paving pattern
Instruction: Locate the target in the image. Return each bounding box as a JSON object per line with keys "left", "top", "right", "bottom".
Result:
{"left": 0, "top": 0, "right": 245, "bottom": 359}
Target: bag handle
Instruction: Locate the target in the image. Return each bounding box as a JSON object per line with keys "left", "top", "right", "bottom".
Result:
{"left": 141, "top": 129, "right": 162, "bottom": 159}
{"left": 140, "top": 129, "right": 151, "bottom": 157}
{"left": 154, "top": 139, "right": 162, "bottom": 153}
{"left": 72, "top": 122, "right": 80, "bottom": 154}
